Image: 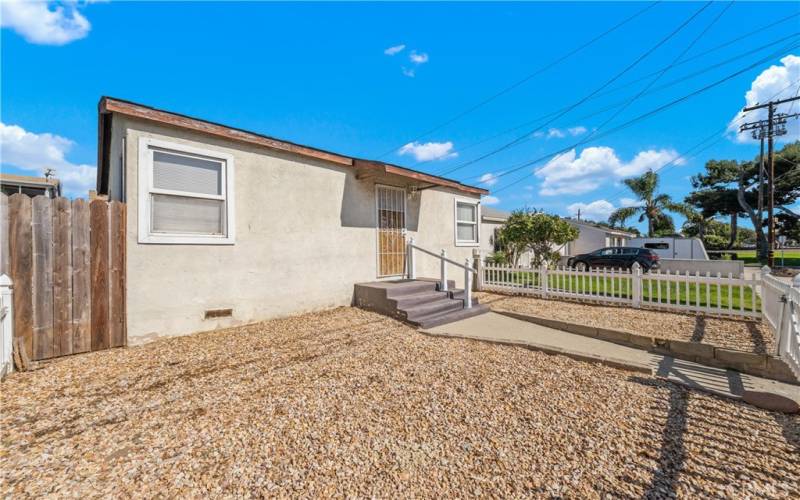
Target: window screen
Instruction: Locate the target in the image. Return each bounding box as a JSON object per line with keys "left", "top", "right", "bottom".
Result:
{"left": 142, "top": 141, "right": 232, "bottom": 243}
{"left": 153, "top": 151, "right": 222, "bottom": 195}
{"left": 151, "top": 194, "right": 225, "bottom": 235}
{"left": 456, "top": 202, "right": 478, "bottom": 243}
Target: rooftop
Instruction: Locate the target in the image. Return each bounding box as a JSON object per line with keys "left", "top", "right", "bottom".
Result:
{"left": 97, "top": 97, "right": 489, "bottom": 197}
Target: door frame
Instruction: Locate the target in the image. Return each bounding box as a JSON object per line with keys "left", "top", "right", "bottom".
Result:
{"left": 375, "top": 184, "right": 407, "bottom": 278}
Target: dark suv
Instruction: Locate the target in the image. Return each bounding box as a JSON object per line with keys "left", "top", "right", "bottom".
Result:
{"left": 567, "top": 247, "right": 659, "bottom": 272}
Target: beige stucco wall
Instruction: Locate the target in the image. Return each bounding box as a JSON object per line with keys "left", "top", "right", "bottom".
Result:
{"left": 111, "top": 116, "right": 481, "bottom": 342}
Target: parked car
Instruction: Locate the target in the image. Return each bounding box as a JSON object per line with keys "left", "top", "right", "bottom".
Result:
{"left": 567, "top": 247, "right": 660, "bottom": 271}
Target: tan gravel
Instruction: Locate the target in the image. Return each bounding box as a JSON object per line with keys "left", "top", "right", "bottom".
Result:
{"left": 477, "top": 292, "right": 776, "bottom": 355}
{"left": 1, "top": 307, "right": 797, "bottom": 498}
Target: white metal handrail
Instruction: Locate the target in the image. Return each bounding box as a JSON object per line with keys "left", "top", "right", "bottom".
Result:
{"left": 406, "top": 238, "right": 476, "bottom": 309}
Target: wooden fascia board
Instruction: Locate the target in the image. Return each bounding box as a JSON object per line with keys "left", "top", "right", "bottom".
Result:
{"left": 101, "top": 98, "right": 353, "bottom": 167}
{"left": 383, "top": 165, "right": 488, "bottom": 196}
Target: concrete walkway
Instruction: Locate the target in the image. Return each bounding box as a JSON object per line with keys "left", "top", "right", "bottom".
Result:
{"left": 423, "top": 312, "right": 800, "bottom": 412}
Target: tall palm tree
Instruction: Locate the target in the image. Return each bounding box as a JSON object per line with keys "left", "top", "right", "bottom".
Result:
{"left": 608, "top": 170, "right": 683, "bottom": 237}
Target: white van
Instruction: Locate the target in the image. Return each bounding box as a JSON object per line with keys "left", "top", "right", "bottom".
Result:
{"left": 628, "top": 237, "right": 709, "bottom": 260}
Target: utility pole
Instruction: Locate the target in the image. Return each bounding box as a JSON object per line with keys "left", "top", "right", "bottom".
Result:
{"left": 739, "top": 96, "right": 800, "bottom": 267}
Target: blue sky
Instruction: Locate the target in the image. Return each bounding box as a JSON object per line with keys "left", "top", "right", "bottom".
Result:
{"left": 2, "top": 1, "right": 799, "bottom": 234}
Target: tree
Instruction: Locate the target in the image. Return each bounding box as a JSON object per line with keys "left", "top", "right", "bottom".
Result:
{"left": 608, "top": 170, "right": 683, "bottom": 236}
{"left": 689, "top": 141, "right": 800, "bottom": 260}
{"left": 678, "top": 204, "right": 715, "bottom": 241}
{"left": 497, "top": 210, "right": 579, "bottom": 267}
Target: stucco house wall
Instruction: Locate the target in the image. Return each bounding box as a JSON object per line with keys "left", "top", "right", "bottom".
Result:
{"left": 107, "top": 116, "right": 481, "bottom": 343}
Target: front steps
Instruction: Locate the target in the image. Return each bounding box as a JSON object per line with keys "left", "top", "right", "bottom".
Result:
{"left": 354, "top": 279, "right": 489, "bottom": 329}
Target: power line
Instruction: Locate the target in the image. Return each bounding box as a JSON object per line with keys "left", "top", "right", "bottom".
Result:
{"left": 421, "top": 31, "right": 799, "bottom": 173}
{"left": 572, "top": 82, "right": 800, "bottom": 213}
{"left": 437, "top": 2, "right": 714, "bottom": 177}
{"left": 374, "top": 2, "right": 661, "bottom": 159}
{"left": 555, "top": 1, "right": 733, "bottom": 174}
{"left": 481, "top": 44, "right": 800, "bottom": 195}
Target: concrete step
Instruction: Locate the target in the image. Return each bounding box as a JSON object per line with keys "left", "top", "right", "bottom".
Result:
{"left": 402, "top": 298, "right": 464, "bottom": 321}
{"left": 410, "top": 304, "right": 491, "bottom": 329}
{"left": 391, "top": 291, "right": 449, "bottom": 309}
{"left": 383, "top": 280, "right": 439, "bottom": 299}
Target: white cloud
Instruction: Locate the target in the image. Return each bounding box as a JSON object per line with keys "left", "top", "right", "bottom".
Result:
{"left": 1, "top": 0, "right": 91, "bottom": 45}
{"left": 401, "top": 67, "right": 415, "bottom": 78}
{"left": 620, "top": 197, "right": 643, "bottom": 207}
{"left": 384, "top": 44, "right": 405, "bottom": 56}
{"left": 613, "top": 149, "right": 685, "bottom": 177}
{"left": 728, "top": 54, "right": 800, "bottom": 143}
{"left": 482, "top": 195, "right": 500, "bottom": 206}
{"left": 534, "top": 126, "right": 588, "bottom": 140}
{"left": 479, "top": 172, "right": 500, "bottom": 187}
{"left": 0, "top": 122, "right": 96, "bottom": 196}
{"left": 567, "top": 126, "right": 588, "bottom": 136}
{"left": 535, "top": 146, "right": 683, "bottom": 196}
{"left": 567, "top": 200, "right": 616, "bottom": 221}
{"left": 409, "top": 51, "right": 429, "bottom": 64}
{"left": 397, "top": 141, "right": 457, "bottom": 162}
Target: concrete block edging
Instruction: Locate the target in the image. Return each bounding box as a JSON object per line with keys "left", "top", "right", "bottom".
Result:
{"left": 493, "top": 309, "right": 798, "bottom": 385}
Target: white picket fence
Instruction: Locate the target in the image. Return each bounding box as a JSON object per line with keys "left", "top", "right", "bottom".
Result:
{"left": 481, "top": 262, "right": 761, "bottom": 319}
{"left": 762, "top": 271, "right": 800, "bottom": 379}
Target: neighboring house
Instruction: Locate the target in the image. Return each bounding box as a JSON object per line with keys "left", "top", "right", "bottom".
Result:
{"left": 479, "top": 208, "right": 636, "bottom": 264}
{"left": 0, "top": 173, "right": 61, "bottom": 198}
{"left": 95, "top": 97, "right": 488, "bottom": 342}
{"left": 565, "top": 218, "right": 636, "bottom": 256}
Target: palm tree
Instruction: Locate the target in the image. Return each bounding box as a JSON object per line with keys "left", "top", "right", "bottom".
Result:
{"left": 608, "top": 170, "right": 683, "bottom": 237}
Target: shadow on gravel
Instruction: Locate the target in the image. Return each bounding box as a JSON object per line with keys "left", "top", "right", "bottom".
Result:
{"left": 690, "top": 316, "right": 706, "bottom": 343}
{"left": 745, "top": 321, "right": 768, "bottom": 355}
{"left": 629, "top": 368, "right": 689, "bottom": 499}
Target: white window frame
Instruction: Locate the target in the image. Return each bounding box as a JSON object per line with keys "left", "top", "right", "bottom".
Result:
{"left": 454, "top": 199, "right": 480, "bottom": 247}
{"left": 137, "top": 137, "right": 236, "bottom": 245}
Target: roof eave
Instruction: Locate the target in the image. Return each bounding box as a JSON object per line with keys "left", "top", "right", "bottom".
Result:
{"left": 98, "top": 96, "right": 488, "bottom": 197}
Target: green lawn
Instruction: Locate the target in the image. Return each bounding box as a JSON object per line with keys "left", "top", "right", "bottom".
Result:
{"left": 731, "top": 249, "right": 800, "bottom": 267}
{"left": 485, "top": 270, "right": 760, "bottom": 312}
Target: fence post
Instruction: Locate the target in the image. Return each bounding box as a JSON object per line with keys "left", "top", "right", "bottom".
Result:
{"left": 472, "top": 249, "right": 483, "bottom": 292}
{"left": 631, "top": 262, "right": 642, "bottom": 308}
{"left": 540, "top": 265, "right": 549, "bottom": 298}
{"left": 464, "top": 259, "right": 472, "bottom": 309}
{"left": 407, "top": 237, "right": 416, "bottom": 280}
{"left": 0, "top": 274, "right": 13, "bottom": 376}
{"left": 440, "top": 250, "right": 448, "bottom": 291}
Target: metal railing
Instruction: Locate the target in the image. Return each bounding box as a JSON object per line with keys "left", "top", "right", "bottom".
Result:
{"left": 406, "top": 238, "right": 476, "bottom": 309}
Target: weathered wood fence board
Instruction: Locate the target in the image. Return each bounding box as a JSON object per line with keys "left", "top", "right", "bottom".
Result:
{"left": 32, "top": 196, "right": 55, "bottom": 360}
{"left": 109, "top": 201, "right": 126, "bottom": 349}
{"left": 8, "top": 194, "right": 34, "bottom": 358}
{"left": 90, "top": 200, "right": 109, "bottom": 352}
{"left": 72, "top": 199, "right": 91, "bottom": 354}
{"left": 5, "top": 194, "right": 125, "bottom": 361}
{"left": 54, "top": 197, "right": 73, "bottom": 357}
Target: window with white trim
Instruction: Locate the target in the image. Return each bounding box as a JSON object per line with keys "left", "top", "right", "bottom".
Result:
{"left": 138, "top": 138, "right": 235, "bottom": 244}
{"left": 455, "top": 200, "right": 479, "bottom": 245}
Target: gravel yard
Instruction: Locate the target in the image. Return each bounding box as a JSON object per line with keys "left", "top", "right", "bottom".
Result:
{"left": 477, "top": 292, "right": 775, "bottom": 354}
{"left": 1, "top": 307, "right": 797, "bottom": 498}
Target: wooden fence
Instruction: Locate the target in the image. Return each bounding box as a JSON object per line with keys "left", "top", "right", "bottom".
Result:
{"left": 0, "top": 194, "right": 126, "bottom": 361}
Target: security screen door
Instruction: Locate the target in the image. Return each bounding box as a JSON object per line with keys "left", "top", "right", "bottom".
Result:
{"left": 376, "top": 185, "right": 406, "bottom": 277}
